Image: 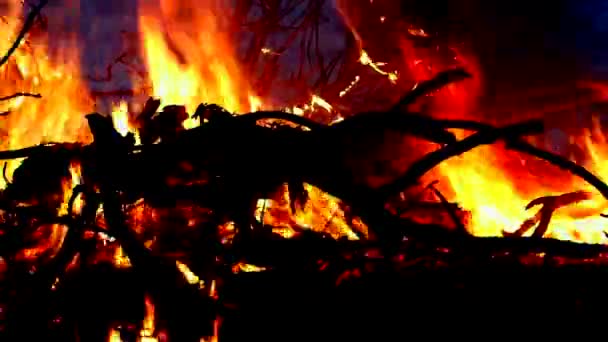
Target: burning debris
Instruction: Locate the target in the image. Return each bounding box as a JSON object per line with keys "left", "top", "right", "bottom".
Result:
{"left": 4, "top": 67, "right": 608, "bottom": 340}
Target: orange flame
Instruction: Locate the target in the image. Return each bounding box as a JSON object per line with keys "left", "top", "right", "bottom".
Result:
{"left": 137, "top": 0, "right": 256, "bottom": 115}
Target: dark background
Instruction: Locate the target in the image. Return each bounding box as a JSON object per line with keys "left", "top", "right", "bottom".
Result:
{"left": 399, "top": 0, "right": 601, "bottom": 102}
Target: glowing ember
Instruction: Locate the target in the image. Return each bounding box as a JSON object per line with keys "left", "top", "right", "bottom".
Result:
{"left": 231, "top": 262, "right": 267, "bottom": 273}
{"left": 113, "top": 245, "right": 131, "bottom": 268}
{"left": 339, "top": 76, "right": 360, "bottom": 97}
{"left": 285, "top": 94, "right": 334, "bottom": 116}
{"left": 176, "top": 260, "right": 205, "bottom": 288}
{"left": 358, "top": 50, "right": 398, "bottom": 83}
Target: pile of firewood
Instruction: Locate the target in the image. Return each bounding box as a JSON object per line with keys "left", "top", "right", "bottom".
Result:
{"left": 0, "top": 66, "right": 607, "bottom": 340}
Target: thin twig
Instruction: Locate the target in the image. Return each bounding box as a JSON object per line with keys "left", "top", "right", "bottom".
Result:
{"left": 3, "top": 162, "right": 11, "bottom": 185}
{"left": 426, "top": 180, "right": 468, "bottom": 234}
{"left": 0, "top": 0, "right": 49, "bottom": 69}
{"left": 0, "top": 92, "right": 41, "bottom": 102}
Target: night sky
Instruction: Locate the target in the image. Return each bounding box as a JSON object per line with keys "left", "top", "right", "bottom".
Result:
{"left": 571, "top": 0, "right": 608, "bottom": 78}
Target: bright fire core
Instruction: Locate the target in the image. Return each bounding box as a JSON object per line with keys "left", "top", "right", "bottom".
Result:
{"left": 1, "top": 0, "right": 608, "bottom": 249}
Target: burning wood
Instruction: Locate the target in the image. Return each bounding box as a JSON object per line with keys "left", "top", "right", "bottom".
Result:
{"left": 3, "top": 80, "right": 608, "bottom": 339}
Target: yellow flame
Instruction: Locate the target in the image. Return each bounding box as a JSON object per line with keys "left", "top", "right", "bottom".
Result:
{"left": 248, "top": 95, "right": 263, "bottom": 112}
{"left": 111, "top": 101, "right": 130, "bottom": 135}
{"left": 0, "top": 34, "right": 93, "bottom": 189}
{"left": 113, "top": 245, "right": 132, "bottom": 268}
{"left": 255, "top": 183, "right": 362, "bottom": 240}
{"left": 140, "top": 295, "right": 156, "bottom": 340}
{"left": 111, "top": 101, "right": 141, "bottom": 144}
{"left": 108, "top": 329, "right": 121, "bottom": 342}
{"left": 436, "top": 120, "right": 608, "bottom": 244}
{"left": 339, "top": 76, "right": 360, "bottom": 97}
{"left": 311, "top": 95, "right": 332, "bottom": 112}
{"left": 138, "top": 0, "right": 257, "bottom": 115}
{"left": 285, "top": 94, "right": 334, "bottom": 116}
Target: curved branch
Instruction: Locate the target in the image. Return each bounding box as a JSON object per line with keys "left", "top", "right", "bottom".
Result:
{"left": 376, "top": 119, "right": 544, "bottom": 199}
{"left": 391, "top": 68, "right": 472, "bottom": 110}
{"left": 431, "top": 119, "right": 608, "bottom": 201}
{"left": 324, "top": 110, "right": 458, "bottom": 144}
{"left": 507, "top": 140, "right": 608, "bottom": 200}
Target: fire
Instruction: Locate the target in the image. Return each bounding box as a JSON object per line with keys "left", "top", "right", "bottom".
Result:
{"left": 0, "top": 17, "right": 93, "bottom": 189}
{"left": 140, "top": 295, "right": 156, "bottom": 341}
{"left": 330, "top": 0, "right": 608, "bottom": 244}
{"left": 358, "top": 50, "right": 398, "bottom": 83}
{"left": 254, "top": 183, "right": 360, "bottom": 240}
{"left": 110, "top": 101, "right": 131, "bottom": 136}
{"left": 285, "top": 94, "right": 334, "bottom": 116}
{"left": 4, "top": 0, "right": 608, "bottom": 269}
{"left": 434, "top": 129, "right": 608, "bottom": 243}
{"left": 15, "top": 160, "right": 82, "bottom": 261}
{"left": 137, "top": 0, "right": 256, "bottom": 115}
{"left": 111, "top": 100, "right": 141, "bottom": 144}
{"left": 113, "top": 245, "right": 132, "bottom": 268}
{"left": 108, "top": 295, "right": 156, "bottom": 342}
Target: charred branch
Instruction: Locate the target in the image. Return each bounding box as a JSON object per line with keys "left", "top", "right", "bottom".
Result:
{"left": 391, "top": 68, "right": 472, "bottom": 110}
{"left": 505, "top": 191, "right": 593, "bottom": 238}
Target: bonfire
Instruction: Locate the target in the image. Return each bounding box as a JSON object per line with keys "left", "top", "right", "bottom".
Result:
{"left": 1, "top": 0, "right": 608, "bottom": 341}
